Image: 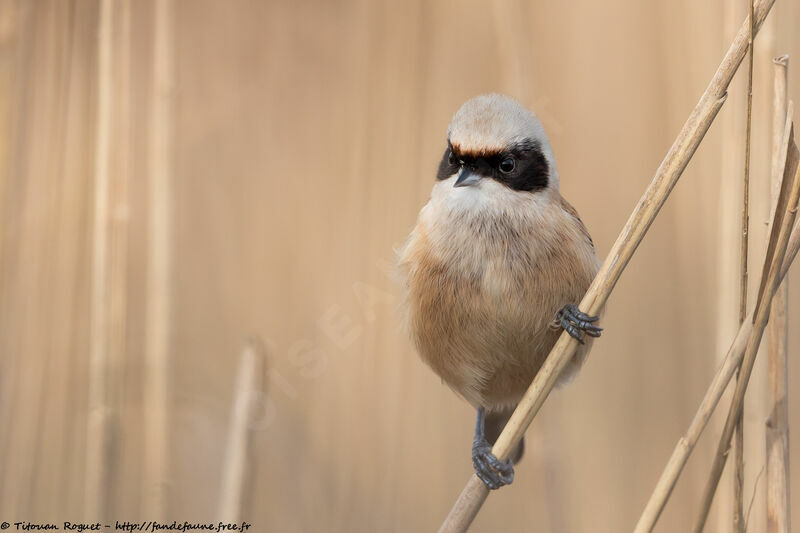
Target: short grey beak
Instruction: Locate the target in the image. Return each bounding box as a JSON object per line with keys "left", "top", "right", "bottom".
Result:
{"left": 454, "top": 168, "right": 480, "bottom": 188}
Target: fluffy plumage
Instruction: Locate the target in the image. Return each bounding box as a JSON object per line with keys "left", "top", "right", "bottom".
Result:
{"left": 398, "top": 94, "right": 600, "bottom": 412}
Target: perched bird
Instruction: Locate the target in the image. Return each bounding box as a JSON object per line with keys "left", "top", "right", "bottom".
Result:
{"left": 398, "top": 94, "right": 602, "bottom": 489}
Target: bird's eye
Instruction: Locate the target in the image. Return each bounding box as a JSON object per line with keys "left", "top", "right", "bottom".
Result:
{"left": 499, "top": 157, "right": 516, "bottom": 173}
{"left": 448, "top": 151, "right": 457, "bottom": 165}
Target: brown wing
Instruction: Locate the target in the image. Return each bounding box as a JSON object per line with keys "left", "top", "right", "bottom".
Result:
{"left": 559, "top": 196, "right": 594, "bottom": 250}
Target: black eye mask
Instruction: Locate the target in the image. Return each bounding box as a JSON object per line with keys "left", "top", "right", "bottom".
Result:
{"left": 436, "top": 139, "right": 550, "bottom": 192}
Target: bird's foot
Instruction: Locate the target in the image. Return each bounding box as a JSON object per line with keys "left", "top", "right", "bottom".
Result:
{"left": 555, "top": 303, "right": 602, "bottom": 344}
{"left": 472, "top": 437, "right": 514, "bottom": 490}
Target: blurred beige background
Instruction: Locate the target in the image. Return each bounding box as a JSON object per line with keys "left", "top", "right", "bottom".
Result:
{"left": 1, "top": 0, "right": 800, "bottom": 531}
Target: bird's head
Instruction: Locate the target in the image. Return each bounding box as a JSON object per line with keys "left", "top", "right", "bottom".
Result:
{"left": 437, "top": 94, "right": 559, "bottom": 193}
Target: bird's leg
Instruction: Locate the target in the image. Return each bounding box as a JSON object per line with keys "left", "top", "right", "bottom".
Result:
{"left": 555, "top": 303, "right": 602, "bottom": 344}
{"left": 472, "top": 407, "right": 514, "bottom": 490}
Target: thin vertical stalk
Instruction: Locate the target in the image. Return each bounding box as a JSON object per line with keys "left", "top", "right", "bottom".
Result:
{"left": 693, "top": 123, "right": 800, "bottom": 533}
{"left": 218, "top": 341, "right": 266, "bottom": 523}
{"left": 733, "top": 1, "right": 755, "bottom": 530}
{"left": 765, "top": 53, "right": 790, "bottom": 533}
{"left": 144, "top": 0, "right": 173, "bottom": 519}
{"left": 85, "top": 0, "right": 114, "bottom": 519}
{"left": 634, "top": 206, "right": 800, "bottom": 533}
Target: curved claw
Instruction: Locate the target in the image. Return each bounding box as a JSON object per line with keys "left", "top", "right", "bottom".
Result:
{"left": 472, "top": 441, "right": 514, "bottom": 490}
{"left": 560, "top": 319, "right": 585, "bottom": 344}
{"left": 557, "top": 304, "right": 603, "bottom": 343}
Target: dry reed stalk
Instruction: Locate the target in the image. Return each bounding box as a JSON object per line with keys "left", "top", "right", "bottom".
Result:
{"left": 0, "top": 1, "right": 13, "bottom": 284}
{"left": 634, "top": 107, "right": 797, "bottom": 533}
{"left": 104, "top": 0, "right": 132, "bottom": 516}
{"left": 765, "top": 54, "right": 790, "bottom": 533}
{"left": 218, "top": 341, "right": 266, "bottom": 523}
{"left": 0, "top": 4, "right": 23, "bottom": 505}
{"left": 85, "top": 0, "right": 114, "bottom": 518}
{"left": 144, "top": 0, "right": 174, "bottom": 518}
{"left": 732, "top": 2, "right": 755, "bottom": 529}
{"left": 110, "top": 0, "right": 132, "bottom": 409}
{"left": 437, "top": 2, "right": 776, "bottom": 531}
{"left": 692, "top": 120, "right": 800, "bottom": 533}
{"left": 32, "top": 2, "right": 80, "bottom": 516}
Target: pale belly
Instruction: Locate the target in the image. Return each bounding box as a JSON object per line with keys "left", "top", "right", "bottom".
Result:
{"left": 404, "top": 246, "right": 589, "bottom": 410}
{"left": 400, "top": 185, "right": 598, "bottom": 409}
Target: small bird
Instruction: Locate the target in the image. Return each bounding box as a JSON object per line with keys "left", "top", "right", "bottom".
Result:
{"left": 398, "top": 94, "right": 602, "bottom": 489}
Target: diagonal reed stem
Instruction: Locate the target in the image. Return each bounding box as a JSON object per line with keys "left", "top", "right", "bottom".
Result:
{"left": 692, "top": 122, "right": 800, "bottom": 533}
{"left": 634, "top": 107, "right": 798, "bottom": 533}
{"left": 437, "top": 1, "right": 777, "bottom": 531}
